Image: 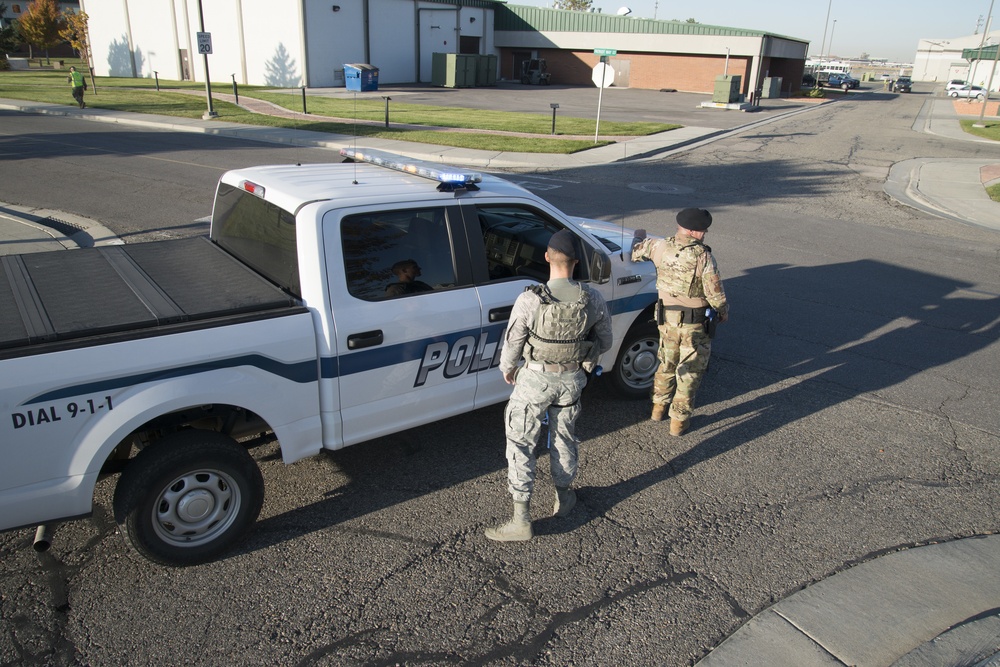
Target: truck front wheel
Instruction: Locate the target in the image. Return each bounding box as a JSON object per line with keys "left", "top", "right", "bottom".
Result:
{"left": 611, "top": 319, "right": 659, "bottom": 399}
{"left": 113, "top": 431, "right": 264, "bottom": 566}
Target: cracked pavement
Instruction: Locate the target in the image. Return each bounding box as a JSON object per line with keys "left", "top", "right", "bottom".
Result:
{"left": 1, "top": 83, "right": 998, "bottom": 666}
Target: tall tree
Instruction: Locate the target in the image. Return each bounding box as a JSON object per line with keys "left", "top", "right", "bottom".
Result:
{"left": 0, "top": 3, "right": 21, "bottom": 62}
{"left": 18, "top": 0, "right": 63, "bottom": 62}
{"left": 554, "top": 0, "right": 594, "bottom": 10}
{"left": 59, "top": 9, "right": 94, "bottom": 91}
{"left": 59, "top": 9, "right": 89, "bottom": 65}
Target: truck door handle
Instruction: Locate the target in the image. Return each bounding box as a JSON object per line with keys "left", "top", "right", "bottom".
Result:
{"left": 489, "top": 306, "right": 512, "bottom": 322}
{"left": 347, "top": 330, "right": 384, "bottom": 350}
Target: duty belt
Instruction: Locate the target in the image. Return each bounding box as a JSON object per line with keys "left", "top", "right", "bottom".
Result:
{"left": 524, "top": 361, "right": 581, "bottom": 373}
{"left": 660, "top": 303, "right": 708, "bottom": 324}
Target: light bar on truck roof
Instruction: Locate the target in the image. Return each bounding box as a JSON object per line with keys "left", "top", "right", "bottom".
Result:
{"left": 339, "top": 148, "right": 482, "bottom": 189}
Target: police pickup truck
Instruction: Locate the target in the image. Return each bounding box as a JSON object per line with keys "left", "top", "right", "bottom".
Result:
{"left": 1, "top": 149, "right": 659, "bottom": 566}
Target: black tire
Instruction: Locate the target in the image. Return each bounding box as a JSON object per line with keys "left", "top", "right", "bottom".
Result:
{"left": 113, "top": 430, "right": 264, "bottom": 566}
{"left": 611, "top": 318, "right": 659, "bottom": 399}
{"left": 521, "top": 76, "right": 530, "bottom": 85}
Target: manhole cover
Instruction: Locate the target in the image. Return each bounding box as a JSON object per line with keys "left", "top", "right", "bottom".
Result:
{"left": 628, "top": 183, "right": 694, "bottom": 195}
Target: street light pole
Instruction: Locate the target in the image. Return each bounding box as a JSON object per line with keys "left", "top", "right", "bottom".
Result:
{"left": 819, "top": 0, "right": 833, "bottom": 62}
{"left": 829, "top": 19, "right": 837, "bottom": 60}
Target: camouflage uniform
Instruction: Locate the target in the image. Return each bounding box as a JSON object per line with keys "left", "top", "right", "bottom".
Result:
{"left": 632, "top": 231, "right": 728, "bottom": 423}
{"left": 499, "top": 278, "right": 613, "bottom": 503}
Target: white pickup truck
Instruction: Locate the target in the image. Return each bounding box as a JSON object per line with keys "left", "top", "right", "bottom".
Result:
{"left": 1, "top": 149, "right": 659, "bottom": 566}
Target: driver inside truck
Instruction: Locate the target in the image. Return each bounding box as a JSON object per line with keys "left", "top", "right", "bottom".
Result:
{"left": 385, "top": 259, "right": 433, "bottom": 297}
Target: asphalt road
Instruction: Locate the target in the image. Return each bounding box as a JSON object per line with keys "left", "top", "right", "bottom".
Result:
{"left": 1, "top": 83, "right": 999, "bottom": 666}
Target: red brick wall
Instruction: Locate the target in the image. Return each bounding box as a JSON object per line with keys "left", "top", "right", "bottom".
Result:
{"left": 499, "top": 48, "right": 752, "bottom": 94}
{"left": 622, "top": 53, "right": 751, "bottom": 93}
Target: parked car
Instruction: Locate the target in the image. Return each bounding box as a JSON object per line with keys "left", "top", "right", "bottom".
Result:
{"left": 893, "top": 76, "right": 912, "bottom": 93}
{"left": 946, "top": 79, "right": 967, "bottom": 91}
{"left": 826, "top": 73, "right": 859, "bottom": 90}
{"left": 949, "top": 85, "right": 986, "bottom": 100}
{"left": 802, "top": 73, "right": 816, "bottom": 86}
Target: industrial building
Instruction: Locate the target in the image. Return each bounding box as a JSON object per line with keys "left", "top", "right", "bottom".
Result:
{"left": 913, "top": 30, "right": 1000, "bottom": 86}
{"left": 80, "top": 0, "right": 808, "bottom": 98}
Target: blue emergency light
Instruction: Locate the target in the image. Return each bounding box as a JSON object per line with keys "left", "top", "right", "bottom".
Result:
{"left": 340, "top": 148, "right": 482, "bottom": 190}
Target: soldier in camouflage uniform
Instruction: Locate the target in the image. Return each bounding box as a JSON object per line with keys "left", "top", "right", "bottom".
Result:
{"left": 485, "top": 230, "right": 613, "bottom": 542}
{"left": 631, "top": 208, "right": 728, "bottom": 437}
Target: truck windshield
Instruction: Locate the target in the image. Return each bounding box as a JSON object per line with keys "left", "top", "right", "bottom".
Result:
{"left": 211, "top": 184, "right": 300, "bottom": 296}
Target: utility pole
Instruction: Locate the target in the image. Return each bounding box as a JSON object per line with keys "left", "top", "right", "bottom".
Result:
{"left": 975, "top": 41, "right": 999, "bottom": 128}
{"left": 973, "top": 0, "right": 994, "bottom": 85}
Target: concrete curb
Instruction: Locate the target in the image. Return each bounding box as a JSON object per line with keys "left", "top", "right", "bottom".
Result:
{"left": 885, "top": 158, "right": 1000, "bottom": 232}
{"left": 0, "top": 202, "right": 123, "bottom": 255}
{"left": 696, "top": 535, "right": 1000, "bottom": 667}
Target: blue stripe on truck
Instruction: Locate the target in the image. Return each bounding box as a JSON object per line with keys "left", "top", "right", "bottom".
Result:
{"left": 26, "top": 355, "right": 319, "bottom": 405}
{"left": 26, "top": 296, "right": 653, "bottom": 405}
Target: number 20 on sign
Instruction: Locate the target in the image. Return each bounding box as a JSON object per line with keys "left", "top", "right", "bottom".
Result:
{"left": 197, "top": 32, "right": 213, "bottom": 55}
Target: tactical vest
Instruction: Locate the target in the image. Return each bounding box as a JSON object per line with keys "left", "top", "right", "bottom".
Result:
{"left": 657, "top": 238, "right": 709, "bottom": 299}
{"left": 524, "top": 284, "right": 593, "bottom": 364}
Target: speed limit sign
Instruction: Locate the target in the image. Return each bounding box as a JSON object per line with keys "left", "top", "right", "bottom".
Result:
{"left": 196, "top": 32, "right": 213, "bottom": 55}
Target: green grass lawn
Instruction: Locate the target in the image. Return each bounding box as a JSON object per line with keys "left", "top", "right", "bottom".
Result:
{"left": 987, "top": 182, "right": 1000, "bottom": 203}
{"left": 0, "top": 62, "right": 681, "bottom": 154}
{"left": 960, "top": 119, "right": 1000, "bottom": 142}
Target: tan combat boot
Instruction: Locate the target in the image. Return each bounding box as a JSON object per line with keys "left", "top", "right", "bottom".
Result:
{"left": 553, "top": 486, "right": 576, "bottom": 517}
{"left": 485, "top": 501, "right": 532, "bottom": 541}
{"left": 669, "top": 418, "right": 689, "bottom": 437}
{"left": 651, "top": 404, "right": 667, "bottom": 421}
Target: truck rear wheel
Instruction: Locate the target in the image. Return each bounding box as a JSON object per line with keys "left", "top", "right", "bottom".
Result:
{"left": 113, "top": 431, "right": 264, "bottom": 566}
{"left": 611, "top": 318, "right": 659, "bottom": 399}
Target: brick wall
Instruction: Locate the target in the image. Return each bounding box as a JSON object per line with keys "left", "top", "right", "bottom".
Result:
{"left": 500, "top": 48, "right": 753, "bottom": 93}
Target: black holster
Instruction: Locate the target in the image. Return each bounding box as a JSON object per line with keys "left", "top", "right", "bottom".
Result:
{"left": 705, "top": 318, "right": 718, "bottom": 339}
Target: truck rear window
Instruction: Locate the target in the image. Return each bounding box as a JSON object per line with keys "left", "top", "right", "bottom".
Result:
{"left": 211, "top": 184, "right": 300, "bottom": 296}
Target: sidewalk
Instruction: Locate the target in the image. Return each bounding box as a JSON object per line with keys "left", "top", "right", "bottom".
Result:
{"left": 882, "top": 96, "right": 1000, "bottom": 232}
{"left": 696, "top": 535, "right": 1000, "bottom": 667}
{"left": 1, "top": 91, "right": 999, "bottom": 665}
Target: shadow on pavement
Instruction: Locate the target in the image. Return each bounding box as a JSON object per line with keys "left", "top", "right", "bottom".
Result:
{"left": 240, "top": 257, "right": 999, "bottom": 553}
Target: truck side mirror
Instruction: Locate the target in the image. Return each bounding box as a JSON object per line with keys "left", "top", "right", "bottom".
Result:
{"left": 586, "top": 246, "right": 611, "bottom": 284}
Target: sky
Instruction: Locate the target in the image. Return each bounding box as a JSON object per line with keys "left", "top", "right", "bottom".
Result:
{"left": 508, "top": 0, "right": 994, "bottom": 63}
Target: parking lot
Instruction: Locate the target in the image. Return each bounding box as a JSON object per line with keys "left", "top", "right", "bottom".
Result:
{"left": 283, "top": 80, "right": 833, "bottom": 128}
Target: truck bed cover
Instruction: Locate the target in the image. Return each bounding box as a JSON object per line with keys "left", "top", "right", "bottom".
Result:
{"left": 0, "top": 236, "right": 300, "bottom": 356}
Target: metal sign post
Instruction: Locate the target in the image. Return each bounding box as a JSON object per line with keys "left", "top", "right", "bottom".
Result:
{"left": 592, "top": 50, "right": 616, "bottom": 143}
{"left": 196, "top": 0, "right": 218, "bottom": 119}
